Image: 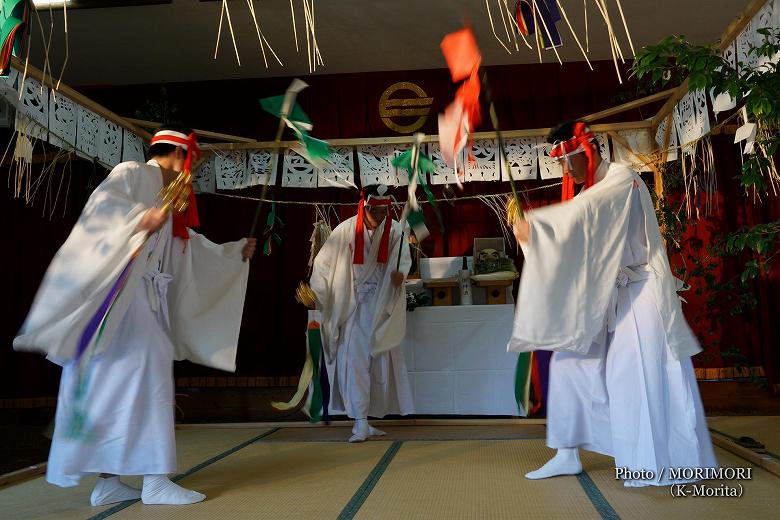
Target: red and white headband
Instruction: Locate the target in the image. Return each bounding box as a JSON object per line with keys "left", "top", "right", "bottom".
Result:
{"left": 550, "top": 122, "right": 597, "bottom": 201}
{"left": 150, "top": 130, "right": 190, "bottom": 150}
{"left": 549, "top": 132, "right": 595, "bottom": 160}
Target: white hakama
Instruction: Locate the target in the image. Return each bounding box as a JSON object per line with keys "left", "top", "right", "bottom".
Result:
{"left": 331, "top": 269, "right": 414, "bottom": 419}
{"left": 48, "top": 238, "right": 177, "bottom": 487}
{"left": 545, "top": 187, "right": 717, "bottom": 487}
{"left": 15, "top": 159, "right": 249, "bottom": 502}
{"left": 312, "top": 217, "right": 414, "bottom": 421}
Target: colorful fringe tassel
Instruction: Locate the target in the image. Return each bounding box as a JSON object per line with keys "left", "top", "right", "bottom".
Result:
{"left": 271, "top": 312, "right": 328, "bottom": 423}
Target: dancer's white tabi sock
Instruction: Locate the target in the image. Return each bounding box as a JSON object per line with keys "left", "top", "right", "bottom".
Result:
{"left": 368, "top": 424, "right": 386, "bottom": 437}
{"left": 141, "top": 475, "right": 205, "bottom": 505}
{"left": 90, "top": 476, "right": 141, "bottom": 506}
{"left": 349, "top": 418, "right": 369, "bottom": 443}
{"left": 525, "top": 448, "right": 582, "bottom": 479}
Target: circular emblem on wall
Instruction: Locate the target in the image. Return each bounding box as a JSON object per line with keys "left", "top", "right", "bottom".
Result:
{"left": 379, "top": 82, "right": 433, "bottom": 134}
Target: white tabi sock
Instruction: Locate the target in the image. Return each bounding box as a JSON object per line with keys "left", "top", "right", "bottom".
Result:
{"left": 368, "top": 424, "right": 386, "bottom": 437}
{"left": 141, "top": 475, "right": 206, "bottom": 505}
{"left": 525, "top": 448, "right": 582, "bottom": 479}
{"left": 349, "top": 418, "right": 369, "bottom": 443}
{"left": 90, "top": 476, "right": 141, "bottom": 506}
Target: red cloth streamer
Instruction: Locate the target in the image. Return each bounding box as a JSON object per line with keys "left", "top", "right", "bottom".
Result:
{"left": 515, "top": 1, "right": 531, "bottom": 36}
{"left": 551, "top": 122, "right": 596, "bottom": 201}
{"left": 0, "top": 27, "right": 21, "bottom": 72}
{"left": 561, "top": 175, "right": 575, "bottom": 201}
{"left": 441, "top": 27, "right": 481, "bottom": 82}
{"left": 171, "top": 132, "right": 201, "bottom": 241}
{"left": 353, "top": 195, "right": 393, "bottom": 265}
{"left": 458, "top": 69, "right": 482, "bottom": 130}
{"left": 439, "top": 27, "right": 483, "bottom": 171}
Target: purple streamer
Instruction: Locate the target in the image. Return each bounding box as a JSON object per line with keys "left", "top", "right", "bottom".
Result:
{"left": 536, "top": 350, "right": 553, "bottom": 417}
{"left": 319, "top": 350, "right": 331, "bottom": 423}
{"left": 74, "top": 257, "right": 135, "bottom": 363}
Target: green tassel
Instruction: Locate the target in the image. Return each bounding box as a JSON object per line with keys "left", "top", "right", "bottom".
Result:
{"left": 514, "top": 352, "right": 533, "bottom": 415}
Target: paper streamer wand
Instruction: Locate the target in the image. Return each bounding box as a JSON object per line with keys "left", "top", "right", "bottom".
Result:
{"left": 479, "top": 69, "right": 526, "bottom": 219}
{"left": 248, "top": 79, "right": 309, "bottom": 258}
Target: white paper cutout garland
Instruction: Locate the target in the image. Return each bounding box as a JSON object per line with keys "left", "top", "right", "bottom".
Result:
{"left": 465, "top": 139, "right": 499, "bottom": 182}
{"left": 247, "top": 149, "right": 278, "bottom": 187}
{"left": 537, "top": 144, "right": 562, "bottom": 180}
{"left": 594, "top": 133, "right": 611, "bottom": 161}
{"left": 655, "top": 117, "right": 679, "bottom": 162}
{"left": 76, "top": 106, "right": 100, "bottom": 159}
{"left": 122, "top": 131, "right": 146, "bottom": 163}
{"left": 193, "top": 154, "right": 216, "bottom": 193}
{"left": 282, "top": 149, "right": 317, "bottom": 188}
{"left": 357, "top": 144, "right": 406, "bottom": 186}
{"left": 48, "top": 92, "right": 77, "bottom": 148}
{"left": 318, "top": 146, "right": 355, "bottom": 188}
{"left": 502, "top": 137, "right": 538, "bottom": 181}
{"left": 427, "top": 142, "right": 460, "bottom": 185}
{"left": 216, "top": 151, "right": 248, "bottom": 190}
{"left": 97, "top": 118, "right": 122, "bottom": 167}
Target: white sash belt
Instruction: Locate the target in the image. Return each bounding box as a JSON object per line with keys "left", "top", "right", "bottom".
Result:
{"left": 143, "top": 270, "right": 173, "bottom": 330}
{"left": 607, "top": 264, "right": 655, "bottom": 333}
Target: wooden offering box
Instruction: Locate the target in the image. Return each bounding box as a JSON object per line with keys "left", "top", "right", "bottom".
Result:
{"left": 423, "top": 278, "right": 460, "bottom": 306}
{"left": 473, "top": 279, "right": 514, "bottom": 305}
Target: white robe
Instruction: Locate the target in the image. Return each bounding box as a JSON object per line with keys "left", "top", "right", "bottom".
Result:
{"left": 13, "top": 160, "right": 250, "bottom": 486}
{"left": 310, "top": 216, "right": 414, "bottom": 419}
{"left": 14, "top": 160, "right": 249, "bottom": 369}
{"left": 510, "top": 161, "right": 717, "bottom": 487}
{"left": 508, "top": 162, "right": 701, "bottom": 359}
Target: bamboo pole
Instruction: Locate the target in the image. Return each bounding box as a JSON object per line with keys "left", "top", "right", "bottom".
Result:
{"left": 201, "top": 121, "right": 653, "bottom": 152}
{"left": 717, "top": 0, "right": 771, "bottom": 52}
{"left": 657, "top": 113, "right": 673, "bottom": 200}
{"left": 608, "top": 128, "right": 657, "bottom": 177}
{"left": 10, "top": 57, "right": 152, "bottom": 141}
{"left": 651, "top": 0, "right": 771, "bottom": 128}
{"left": 581, "top": 88, "right": 676, "bottom": 123}
{"left": 125, "top": 118, "right": 257, "bottom": 143}
{"left": 651, "top": 79, "right": 689, "bottom": 128}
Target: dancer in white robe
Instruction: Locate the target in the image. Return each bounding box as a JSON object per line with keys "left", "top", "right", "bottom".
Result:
{"left": 310, "top": 184, "right": 414, "bottom": 442}
{"left": 14, "top": 128, "right": 256, "bottom": 505}
{"left": 508, "top": 120, "right": 717, "bottom": 487}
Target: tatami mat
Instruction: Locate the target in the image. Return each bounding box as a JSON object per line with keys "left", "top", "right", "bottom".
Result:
{"left": 582, "top": 447, "right": 780, "bottom": 520}
{"left": 707, "top": 416, "right": 780, "bottom": 455}
{"left": 264, "top": 424, "right": 546, "bottom": 442}
{"left": 106, "top": 441, "right": 390, "bottom": 520}
{"left": 3, "top": 423, "right": 779, "bottom": 520}
{"left": 1, "top": 428, "right": 270, "bottom": 520}
{"left": 356, "top": 440, "right": 603, "bottom": 520}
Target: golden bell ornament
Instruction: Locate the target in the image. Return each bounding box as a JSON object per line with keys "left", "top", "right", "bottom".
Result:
{"left": 295, "top": 281, "right": 317, "bottom": 309}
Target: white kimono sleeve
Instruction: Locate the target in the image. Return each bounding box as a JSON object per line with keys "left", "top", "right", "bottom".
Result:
{"left": 13, "top": 163, "right": 150, "bottom": 362}
{"left": 508, "top": 168, "right": 634, "bottom": 354}
{"left": 372, "top": 225, "right": 411, "bottom": 354}
{"left": 310, "top": 218, "right": 356, "bottom": 362}
{"left": 167, "top": 231, "right": 249, "bottom": 372}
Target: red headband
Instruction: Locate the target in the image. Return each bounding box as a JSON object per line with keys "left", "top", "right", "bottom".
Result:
{"left": 151, "top": 130, "right": 190, "bottom": 149}
{"left": 354, "top": 194, "right": 393, "bottom": 264}
{"left": 554, "top": 122, "right": 596, "bottom": 201}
